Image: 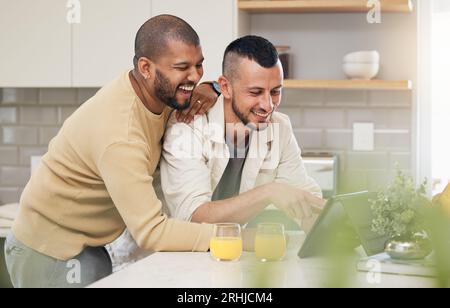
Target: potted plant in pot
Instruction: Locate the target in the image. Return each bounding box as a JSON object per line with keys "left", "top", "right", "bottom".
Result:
{"left": 370, "top": 168, "right": 432, "bottom": 260}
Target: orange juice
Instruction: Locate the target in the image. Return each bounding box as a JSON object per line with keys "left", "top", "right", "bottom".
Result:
{"left": 255, "top": 234, "right": 286, "bottom": 261}
{"left": 210, "top": 237, "right": 243, "bottom": 261}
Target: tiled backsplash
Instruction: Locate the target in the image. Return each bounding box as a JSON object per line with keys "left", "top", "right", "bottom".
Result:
{"left": 0, "top": 87, "right": 412, "bottom": 204}
{"left": 0, "top": 88, "right": 98, "bottom": 204}
{"left": 278, "top": 89, "right": 412, "bottom": 195}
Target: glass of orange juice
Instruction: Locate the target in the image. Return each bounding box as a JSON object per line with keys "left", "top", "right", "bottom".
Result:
{"left": 210, "top": 223, "right": 243, "bottom": 262}
{"left": 255, "top": 223, "right": 286, "bottom": 262}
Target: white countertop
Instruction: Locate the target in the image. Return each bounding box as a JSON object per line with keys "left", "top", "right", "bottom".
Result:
{"left": 89, "top": 233, "right": 437, "bottom": 288}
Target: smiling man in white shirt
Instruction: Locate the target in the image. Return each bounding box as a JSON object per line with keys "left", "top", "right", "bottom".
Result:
{"left": 160, "top": 35, "right": 325, "bottom": 231}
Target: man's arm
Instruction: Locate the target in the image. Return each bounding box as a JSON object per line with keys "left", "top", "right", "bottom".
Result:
{"left": 161, "top": 114, "right": 278, "bottom": 224}
{"left": 161, "top": 115, "right": 323, "bottom": 225}
{"left": 191, "top": 184, "right": 272, "bottom": 224}
{"left": 98, "top": 141, "right": 213, "bottom": 252}
{"left": 190, "top": 182, "right": 324, "bottom": 225}
{"left": 176, "top": 82, "right": 220, "bottom": 123}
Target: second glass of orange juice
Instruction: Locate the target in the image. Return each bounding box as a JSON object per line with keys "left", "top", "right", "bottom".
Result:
{"left": 210, "top": 223, "right": 243, "bottom": 262}
{"left": 255, "top": 223, "right": 286, "bottom": 262}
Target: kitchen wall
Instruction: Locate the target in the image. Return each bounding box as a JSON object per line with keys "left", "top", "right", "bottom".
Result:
{"left": 278, "top": 89, "right": 412, "bottom": 194}
{"left": 0, "top": 88, "right": 98, "bottom": 204}
{"left": 250, "top": 10, "right": 417, "bottom": 194}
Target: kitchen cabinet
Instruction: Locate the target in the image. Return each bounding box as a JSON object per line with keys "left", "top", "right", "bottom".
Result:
{"left": 74, "top": 0, "right": 236, "bottom": 86}
{"left": 151, "top": 0, "right": 237, "bottom": 82}
{"left": 237, "top": 0, "right": 414, "bottom": 91}
{"left": 72, "top": 0, "right": 151, "bottom": 87}
{"left": 0, "top": 0, "right": 236, "bottom": 87}
{"left": 0, "top": 0, "right": 72, "bottom": 87}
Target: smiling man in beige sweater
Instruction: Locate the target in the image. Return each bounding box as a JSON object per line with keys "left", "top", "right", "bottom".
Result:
{"left": 4, "top": 15, "right": 220, "bottom": 288}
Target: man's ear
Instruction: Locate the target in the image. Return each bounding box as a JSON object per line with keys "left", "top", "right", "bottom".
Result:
{"left": 218, "top": 75, "right": 232, "bottom": 99}
{"left": 137, "top": 57, "right": 154, "bottom": 80}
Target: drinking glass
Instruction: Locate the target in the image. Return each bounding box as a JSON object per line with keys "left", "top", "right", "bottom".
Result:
{"left": 210, "top": 223, "right": 243, "bottom": 262}
{"left": 255, "top": 223, "right": 286, "bottom": 262}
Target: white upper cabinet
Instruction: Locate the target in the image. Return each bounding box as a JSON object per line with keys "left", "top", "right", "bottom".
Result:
{"left": 151, "top": 0, "right": 236, "bottom": 82}
{"left": 0, "top": 0, "right": 72, "bottom": 87}
{"left": 0, "top": 0, "right": 236, "bottom": 87}
{"left": 72, "top": 0, "right": 151, "bottom": 87}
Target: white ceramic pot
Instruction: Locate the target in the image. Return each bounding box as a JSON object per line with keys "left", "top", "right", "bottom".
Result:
{"left": 342, "top": 62, "right": 380, "bottom": 80}
{"left": 343, "top": 50, "right": 380, "bottom": 63}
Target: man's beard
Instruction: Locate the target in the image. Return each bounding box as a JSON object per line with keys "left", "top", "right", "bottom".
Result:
{"left": 154, "top": 69, "right": 191, "bottom": 111}
{"left": 231, "top": 97, "right": 271, "bottom": 131}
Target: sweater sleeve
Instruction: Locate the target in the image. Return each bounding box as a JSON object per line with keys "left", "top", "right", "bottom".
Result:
{"left": 97, "top": 141, "right": 213, "bottom": 252}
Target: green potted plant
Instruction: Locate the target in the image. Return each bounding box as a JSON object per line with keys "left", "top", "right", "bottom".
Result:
{"left": 370, "top": 168, "right": 432, "bottom": 259}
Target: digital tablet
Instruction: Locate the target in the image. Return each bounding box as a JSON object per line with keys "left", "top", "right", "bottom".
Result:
{"left": 298, "top": 191, "right": 388, "bottom": 258}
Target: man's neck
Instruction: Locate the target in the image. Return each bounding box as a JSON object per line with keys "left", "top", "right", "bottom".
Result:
{"left": 224, "top": 98, "right": 250, "bottom": 148}
{"left": 129, "top": 70, "right": 165, "bottom": 115}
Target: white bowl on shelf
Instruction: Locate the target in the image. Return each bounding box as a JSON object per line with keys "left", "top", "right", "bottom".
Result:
{"left": 343, "top": 50, "right": 380, "bottom": 63}
{"left": 343, "top": 62, "right": 380, "bottom": 80}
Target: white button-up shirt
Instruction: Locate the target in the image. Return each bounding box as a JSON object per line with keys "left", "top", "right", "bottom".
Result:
{"left": 160, "top": 96, "right": 322, "bottom": 221}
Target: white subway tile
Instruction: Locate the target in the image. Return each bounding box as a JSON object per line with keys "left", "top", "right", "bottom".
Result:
{"left": 39, "top": 89, "right": 78, "bottom": 105}
{"left": 0, "top": 107, "right": 17, "bottom": 124}
{"left": 0, "top": 187, "right": 20, "bottom": 204}
{"left": 368, "top": 91, "right": 412, "bottom": 107}
{"left": 303, "top": 108, "right": 346, "bottom": 128}
{"left": 294, "top": 129, "right": 323, "bottom": 149}
{"left": 346, "top": 151, "right": 390, "bottom": 170}
{"left": 2, "top": 127, "right": 39, "bottom": 145}
{"left": 0, "top": 166, "right": 30, "bottom": 186}
{"left": 325, "top": 90, "right": 366, "bottom": 107}
{"left": 375, "top": 132, "right": 411, "bottom": 150}
{"left": 1, "top": 89, "right": 39, "bottom": 105}
{"left": 324, "top": 130, "right": 352, "bottom": 150}
{"left": 59, "top": 107, "right": 78, "bottom": 124}
{"left": 19, "top": 107, "right": 58, "bottom": 125}
{"left": 282, "top": 89, "right": 324, "bottom": 107}
{"left": 0, "top": 147, "right": 18, "bottom": 165}
{"left": 39, "top": 127, "right": 60, "bottom": 145}
{"left": 277, "top": 108, "right": 303, "bottom": 128}
{"left": 19, "top": 147, "right": 48, "bottom": 166}
{"left": 78, "top": 89, "right": 99, "bottom": 105}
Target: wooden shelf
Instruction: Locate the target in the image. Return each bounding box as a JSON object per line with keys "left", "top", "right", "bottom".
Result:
{"left": 238, "top": 0, "right": 413, "bottom": 14}
{"left": 283, "top": 79, "right": 412, "bottom": 90}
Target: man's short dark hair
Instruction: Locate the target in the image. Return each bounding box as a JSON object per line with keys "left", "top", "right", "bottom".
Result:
{"left": 134, "top": 14, "right": 200, "bottom": 67}
{"left": 222, "top": 35, "right": 279, "bottom": 81}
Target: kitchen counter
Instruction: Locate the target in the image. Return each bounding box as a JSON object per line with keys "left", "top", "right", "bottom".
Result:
{"left": 89, "top": 233, "right": 437, "bottom": 288}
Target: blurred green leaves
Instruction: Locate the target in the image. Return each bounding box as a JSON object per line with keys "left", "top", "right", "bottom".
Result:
{"left": 371, "top": 169, "right": 429, "bottom": 239}
{"left": 426, "top": 201, "right": 450, "bottom": 287}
